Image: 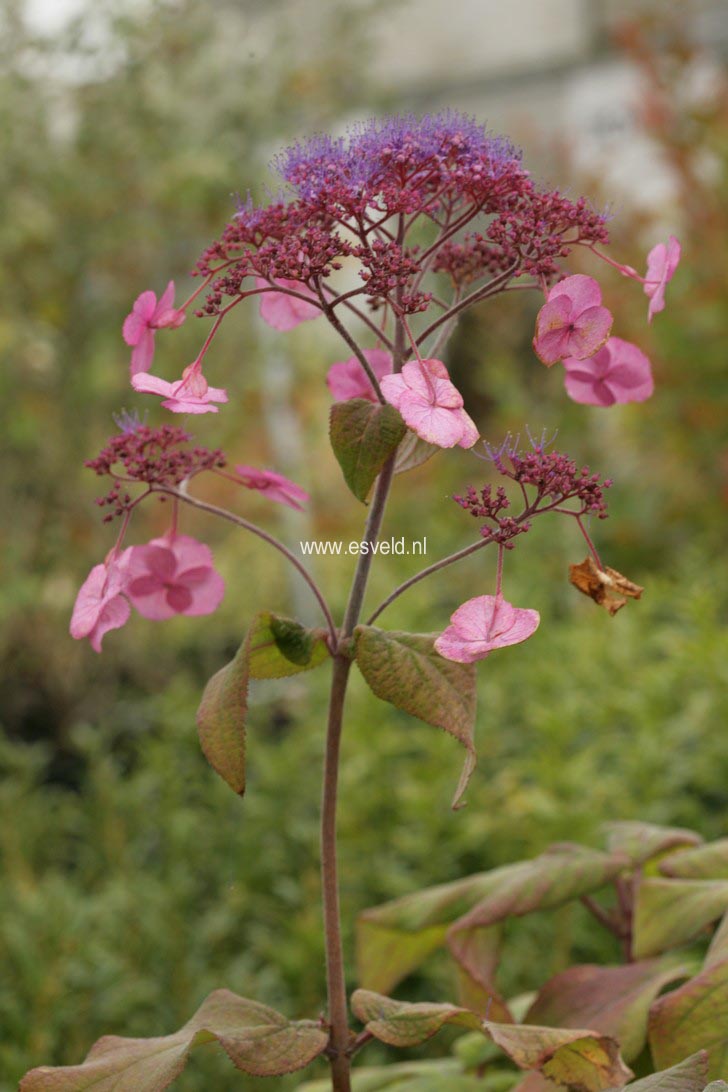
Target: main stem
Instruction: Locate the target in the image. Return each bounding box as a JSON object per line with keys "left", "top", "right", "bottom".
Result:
{"left": 320, "top": 299, "right": 405, "bottom": 1091}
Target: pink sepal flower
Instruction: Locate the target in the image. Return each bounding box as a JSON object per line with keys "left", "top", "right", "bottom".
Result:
{"left": 533, "top": 275, "right": 612, "bottom": 366}
{"left": 644, "top": 235, "right": 681, "bottom": 322}
{"left": 380, "top": 358, "right": 479, "bottom": 449}
{"left": 122, "top": 281, "right": 186, "bottom": 375}
{"left": 326, "top": 349, "right": 393, "bottom": 402}
{"left": 234, "top": 465, "right": 310, "bottom": 511}
{"left": 434, "top": 594, "right": 540, "bottom": 664}
{"left": 131, "top": 359, "right": 228, "bottom": 414}
{"left": 70, "top": 550, "right": 132, "bottom": 653}
{"left": 563, "top": 337, "right": 654, "bottom": 406}
{"left": 125, "top": 533, "right": 225, "bottom": 621}
{"left": 255, "top": 277, "right": 320, "bottom": 331}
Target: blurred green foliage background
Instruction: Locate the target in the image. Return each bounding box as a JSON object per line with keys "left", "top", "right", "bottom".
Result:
{"left": 1, "top": 1, "right": 727, "bottom": 1088}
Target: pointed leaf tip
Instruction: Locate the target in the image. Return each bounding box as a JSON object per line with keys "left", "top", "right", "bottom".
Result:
{"left": 329, "top": 398, "right": 406, "bottom": 502}
{"left": 353, "top": 626, "right": 477, "bottom": 808}
{"left": 19, "top": 990, "right": 328, "bottom": 1089}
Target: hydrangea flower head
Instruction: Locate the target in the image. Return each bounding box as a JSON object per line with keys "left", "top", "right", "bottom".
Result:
{"left": 125, "top": 533, "right": 225, "bottom": 620}
{"left": 274, "top": 111, "right": 524, "bottom": 216}
{"left": 435, "top": 595, "right": 540, "bottom": 663}
{"left": 533, "top": 275, "right": 612, "bottom": 366}
{"left": 380, "top": 358, "right": 478, "bottom": 449}
{"left": 122, "top": 281, "right": 186, "bottom": 375}
{"left": 234, "top": 466, "right": 309, "bottom": 511}
{"left": 563, "top": 338, "right": 654, "bottom": 406}
{"left": 131, "top": 359, "right": 228, "bottom": 414}
{"left": 644, "top": 235, "right": 681, "bottom": 322}
{"left": 326, "top": 349, "right": 393, "bottom": 402}
{"left": 255, "top": 277, "right": 321, "bottom": 331}
{"left": 70, "top": 551, "right": 131, "bottom": 652}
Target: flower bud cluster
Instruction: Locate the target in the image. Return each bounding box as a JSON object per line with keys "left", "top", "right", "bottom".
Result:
{"left": 86, "top": 423, "right": 225, "bottom": 520}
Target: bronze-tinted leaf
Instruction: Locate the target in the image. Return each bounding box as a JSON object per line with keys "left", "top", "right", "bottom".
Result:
{"left": 358, "top": 844, "right": 625, "bottom": 996}
{"left": 196, "top": 634, "right": 251, "bottom": 795}
{"left": 354, "top": 626, "right": 477, "bottom": 809}
{"left": 448, "top": 846, "right": 626, "bottom": 991}
{"left": 351, "top": 990, "right": 483, "bottom": 1048}
{"left": 484, "top": 1020, "right": 632, "bottom": 1091}
{"left": 525, "top": 959, "right": 691, "bottom": 1062}
{"left": 569, "top": 557, "right": 643, "bottom": 615}
{"left": 393, "top": 430, "right": 438, "bottom": 475}
{"left": 649, "top": 957, "right": 728, "bottom": 1081}
{"left": 20, "top": 989, "right": 328, "bottom": 1089}
{"left": 659, "top": 840, "right": 728, "bottom": 881}
{"left": 604, "top": 1051, "right": 709, "bottom": 1091}
{"left": 633, "top": 878, "right": 728, "bottom": 959}
{"left": 603, "top": 822, "right": 701, "bottom": 866}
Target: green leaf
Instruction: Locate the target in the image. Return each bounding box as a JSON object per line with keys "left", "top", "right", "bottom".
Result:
{"left": 483, "top": 1020, "right": 632, "bottom": 1091}
{"left": 525, "top": 959, "right": 692, "bottom": 1062}
{"left": 351, "top": 989, "right": 483, "bottom": 1048}
{"left": 357, "top": 845, "right": 625, "bottom": 999}
{"left": 329, "top": 398, "right": 406, "bottom": 502}
{"left": 603, "top": 822, "right": 702, "bottom": 866}
{"left": 649, "top": 957, "right": 728, "bottom": 1081}
{"left": 604, "top": 1052, "right": 709, "bottom": 1091}
{"left": 633, "top": 879, "right": 728, "bottom": 959}
{"left": 196, "top": 633, "right": 251, "bottom": 795}
{"left": 393, "top": 430, "right": 438, "bottom": 475}
{"left": 195, "top": 612, "right": 330, "bottom": 794}
{"left": 659, "top": 840, "right": 728, "bottom": 881}
{"left": 19, "top": 989, "right": 328, "bottom": 1089}
{"left": 247, "top": 612, "right": 330, "bottom": 677}
{"left": 354, "top": 626, "right": 477, "bottom": 809}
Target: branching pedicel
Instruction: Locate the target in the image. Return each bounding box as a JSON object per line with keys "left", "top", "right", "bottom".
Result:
{"left": 44, "top": 113, "right": 681, "bottom": 1091}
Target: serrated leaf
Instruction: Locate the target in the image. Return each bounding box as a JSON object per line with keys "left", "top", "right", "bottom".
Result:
{"left": 247, "top": 612, "right": 330, "bottom": 677}
{"left": 633, "top": 879, "right": 728, "bottom": 959}
{"left": 351, "top": 989, "right": 483, "bottom": 1048}
{"left": 393, "top": 430, "right": 438, "bottom": 475}
{"left": 525, "top": 959, "right": 691, "bottom": 1062}
{"left": 448, "top": 846, "right": 627, "bottom": 993}
{"left": 604, "top": 1051, "right": 709, "bottom": 1091}
{"left": 659, "top": 840, "right": 728, "bottom": 881}
{"left": 358, "top": 845, "right": 625, "bottom": 999}
{"left": 603, "top": 822, "right": 701, "bottom": 866}
{"left": 484, "top": 1020, "right": 632, "bottom": 1090}
{"left": 354, "top": 626, "right": 476, "bottom": 809}
{"left": 649, "top": 957, "right": 728, "bottom": 1080}
{"left": 329, "top": 398, "right": 406, "bottom": 502}
{"left": 196, "top": 634, "right": 250, "bottom": 795}
{"left": 20, "top": 989, "right": 328, "bottom": 1089}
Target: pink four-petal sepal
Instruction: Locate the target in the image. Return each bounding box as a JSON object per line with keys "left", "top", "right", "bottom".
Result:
{"left": 326, "top": 349, "right": 393, "bottom": 402}
{"left": 125, "top": 533, "right": 225, "bottom": 621}
{"left": 234, "top": 465, "right": 310, "bottom": 511}
{"left": 131, "top": 358, "right": 228, "bottom": 414}
{"left": 563, "top": 337, "right": 654, "bottom": 406}
{"left": 69, "top": 550, "right": 132, "bottom": 653}
{"left": 533, "top": 274, "right": 613, "bottom": 367}
{"left": 434, "top": 594, "right": 540, "bottom": 664}
{"left": 255, "top": 277, "right": 321, "bottom": 331}
{"left": 122, "top": 281, "right": 186, "bottom": 375}
{"left": 380, "top": 358, "right": 479, "bottom": 449}
{"left": 644, "top": 235, "right": 681, "bottom": 322}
